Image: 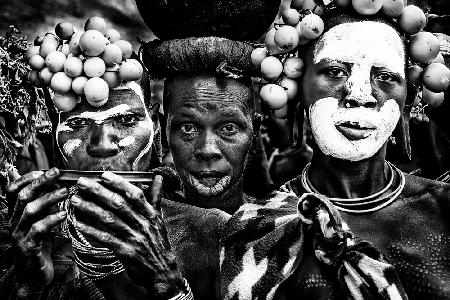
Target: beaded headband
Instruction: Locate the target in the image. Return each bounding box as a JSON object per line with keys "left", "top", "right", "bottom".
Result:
{"left": 26, "top": 16, "right": 144, "bottom": 112}
{"left": 252, "top": 0, "right": 449, "bottom": 120}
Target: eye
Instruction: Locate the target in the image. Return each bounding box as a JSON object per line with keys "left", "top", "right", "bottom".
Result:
{"left": 323, "top": 66, "right": 348, "bottom": 78}
{"left": 219, "top": 123, "right": 239, "bottom": 135}
{"left": 180, "top": 123, "right": 198, "bottom": 134}
{"left": 375, "top": 72, "right": 398, "bottom": 83}
{"left": 116, "top": 114, "right": 140, "bottom": 126}
{"left": 66, "top": 118, "right": 90, "bottom": 128}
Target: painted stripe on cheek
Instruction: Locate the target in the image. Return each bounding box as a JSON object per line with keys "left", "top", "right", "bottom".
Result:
{"left": 62, "top": 139, "right": 82, "bottom": 156}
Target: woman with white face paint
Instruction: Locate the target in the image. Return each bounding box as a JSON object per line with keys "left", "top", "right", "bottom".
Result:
{"left": 220, "top": 9, "right": 450, "bottom": 300}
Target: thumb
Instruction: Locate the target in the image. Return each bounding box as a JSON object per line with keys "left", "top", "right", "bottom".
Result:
{"left": 150, "top": 174, "right": 163, "bottom": 212}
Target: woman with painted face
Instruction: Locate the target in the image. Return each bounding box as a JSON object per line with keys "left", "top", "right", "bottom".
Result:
{"left": 0, "top": 77, "right": 194, "bottom": 299}
{"left": 221, "top": 6, "right": 450, "bottom": 300}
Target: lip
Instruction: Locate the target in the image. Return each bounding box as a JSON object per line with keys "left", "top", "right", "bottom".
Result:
{"left": 335, "top": 122, "right": 376, "bottom": 140}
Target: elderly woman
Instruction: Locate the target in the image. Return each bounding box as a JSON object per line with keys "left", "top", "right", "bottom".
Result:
{"left": 221, "top": 6, "right": 450, "bottom": 300}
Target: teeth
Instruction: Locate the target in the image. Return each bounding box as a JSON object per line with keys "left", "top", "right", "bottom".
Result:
{"left": 189, "top": 175, "right": 231, "bottom": 196}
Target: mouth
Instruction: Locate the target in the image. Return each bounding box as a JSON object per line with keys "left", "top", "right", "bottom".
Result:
{"left": 188, "top": 171, "right": 231, "bottom": 196}
{"left": 335, "top": 121, "right": 376, "bottom": 141}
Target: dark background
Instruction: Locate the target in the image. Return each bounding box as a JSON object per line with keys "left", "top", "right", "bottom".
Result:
{"left": 1, "top": 0, "right": 449, "bottom": 46}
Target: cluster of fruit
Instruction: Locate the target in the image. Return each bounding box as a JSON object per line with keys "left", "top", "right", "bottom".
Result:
{"left": 26, "top": 17, "right": 143, "bottom": 112}
{"left": 251, "top": 0, "right": 449, "bottom": 119}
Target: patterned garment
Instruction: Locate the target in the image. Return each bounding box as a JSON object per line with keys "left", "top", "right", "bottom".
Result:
{"left": 220, "top": 191, "right": 408, "bottom": 300}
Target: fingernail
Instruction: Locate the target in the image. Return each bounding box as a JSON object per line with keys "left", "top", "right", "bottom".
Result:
{"left": 70, "top": 195, "right": 81, "bottom": 205}
{"left": 101, "top": 171, "right": 115, "bottom": 182}
{"left": 77, "top": 177, "right": 89, "bottom": 188}
{"left": 58, "top": 188, "right": 68, "bottom": 197}
{"left": 58, "top": 211, "right": 67, "bottom": 218}
{"left": 48, "top": 167, "right": 59, "bottom": 177}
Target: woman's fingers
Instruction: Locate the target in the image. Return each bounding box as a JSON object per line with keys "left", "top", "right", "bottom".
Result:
{"left": 15, "top": 188, "right": 68, "bottom": 233}
{"left": 76, "top": 177, "right": 142, "bottom": 227}
{"left": 21, "top": 210, "right": 67, "bottom": 249}
{"left": 70, "top": 194, "right": 134, "bottom": 236}
{"left": 100, "top": 171, "right": 156, "bottom": 217}
{"left": 150, "top": 175, "right": 163, "bottom": 212}
{"left": 74, "top": 220, "right": 134, "bottom": 258}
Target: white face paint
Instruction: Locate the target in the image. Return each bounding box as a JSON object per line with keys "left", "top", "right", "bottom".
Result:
{"left": 313, "top": 22, "right": 405, "bottom": 78}
{"left": 118, "top": 136, "right": 135, "bottom": 147}
{"left": 310, "top": 97, "right": 400, "bottom": 161}
{"left": 62, "top": 139, "right": 82, "bottom": 156}
{"left": 309, "top": 21, "right": 405, "bottom": 161}
{"left": 76, "top": 104, "right": 131, "bottom": 124}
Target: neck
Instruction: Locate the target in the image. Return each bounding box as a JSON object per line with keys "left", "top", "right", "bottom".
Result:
{"left": 308, "top": 144, "right": 390, "bottom": 199}
{"left": 184, "top": 178, "right": 244, "bottom": 214}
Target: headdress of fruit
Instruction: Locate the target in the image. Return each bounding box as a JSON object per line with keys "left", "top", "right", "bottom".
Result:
{"left": 251, "top": 0, "right": 450, "bottom": 121}
{"left": 26, "top": 16, "right": 144, "bottom": 113}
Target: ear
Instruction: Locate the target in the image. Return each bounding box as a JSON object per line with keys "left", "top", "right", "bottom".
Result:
{"left": 148, "top": 103, "right": 160, "bottom": 122}
{"left": 252, "top": 113, "right": 262, "bottom": 136}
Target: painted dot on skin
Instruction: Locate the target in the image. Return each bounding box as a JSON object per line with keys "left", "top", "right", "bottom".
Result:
{"left": 118, "top": 136, "right": 135, "bottom": 147}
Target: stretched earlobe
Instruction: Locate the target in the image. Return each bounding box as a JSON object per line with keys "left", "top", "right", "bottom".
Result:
{"left": 288, "top": 102, "right": 304, "bottom": 148}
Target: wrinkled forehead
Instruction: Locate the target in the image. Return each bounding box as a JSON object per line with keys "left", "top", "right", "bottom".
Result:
{"left": 313, "top": 21, "right": 405, "bottom": 77}
{"left": 59, "top": 82, "right": 148, "bottom": 123}
{"left": 165, "top": 75, "right": 254, "bottom": 114}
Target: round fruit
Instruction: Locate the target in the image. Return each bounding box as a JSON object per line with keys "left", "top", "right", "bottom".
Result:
{"left": 84, "top": 16, "right": 107, "bottom": 34}
{"left": 381, "top": 0, "right": 405, "bottom": 18}
{"left": 118, "top": 59, "right": 143, "bottom": 81}
{"left": 52, "top": 93, "right": 78, "bottom": 112}
{"left": 251, "top": 48, "right": 268, "bottom": 68}
{"left": 399, "top": 5, "right": 426, "bottom": 35}
{"left": 105, "top": 28, "right": 121, "bottom": 43}
{"left": 352, "top": 0, "right": 383, "bottom": 15}
{"left": 39, "top": 39, "right": 58, "bottom": 58}
{"left": 84, "top": 77, "right": 109, "bottom": 106}
{"left": 302, "top": 0, "right": 325, "bottom": 15}
{"left": 260, "top": 56, "right": 283, "bottom": 81}
{"left": 260, "top": 84, "right": 288, "bottom": 109}
{"left": 291, "top": 0, "right": 305, "bottom": 10}
{"left": 83, "top": 57, "right": 106, "bottom": 78}
{"left": 39, "top": 67, "right": 54, "bottom": 85}
{"left": 273, "top": 105, "right": 288, "bottom": 119}
{"left": 34, "top": 36, "right": 44, "bottom": 46}
{"left": 283, "top": 57, "right": 304, "bottom": 79}
{"left": 274, "top": 25, "right": 299, "bottom": 51}
{"left": 280, "top": 77, "right": 299, "bottom": 101}
{"left": 409, "top": 32, "right": 440, "bottom": 65}
{"left": 45, "top": 51, "right": 67, "bottom": 72}
{"left": 101, "top": 44, "right": 123, "bottom": 66}
{"left": 29, "top": 55, "right": 45, "bottom": 71}
{"left": 60, "top": 44, "right": 71, "bottom": 56}
{"left": 264, "top": 28, "right": 288, "bottom": 55}
{"left": 26, "top": 46, "right": 40, "bottom": 60}
{"left": 422, "top": 86, "right": 445, "bottom": 108}
{"left": 282, "top": 9, "right": 301, "bottom": 26}
{"left": 406, "top": 65, "right": 423, "bottom": 86}
{"left": 69, "top": 31, "right": 83, "bottom": 56}
{"left": 51, "top": 72, "right": 73, "bottom": 93}
{"left": 72, "top": 76, "right": 89, "bottom": 94}
{"left": 300, "top": 14, "right": 324, "bottom": 39}
{"left": 335, "top": 0, "right": 352, "bottom": 7}
{"left": 79, "top": 30, "right": 108, "bottom": 57}
{"left": 114, "top": 40, "right": 133, "bottom": 59}
{"left": 28, "top": 70, "right": 43, "bottom": 87}
{"left": 64, "top": 56, "right": 84, "bottom": 77}
{"left": 422, "top": 62, "right": 450, "bottom": 93}
{"left": 102, "top": 71, "right": 122, "bottom": 88}
{"left": 432, "top": 52, "right": 445, "bottom": 64}
{"left": 55, "top": 22, "right": 75, "bottom": 40}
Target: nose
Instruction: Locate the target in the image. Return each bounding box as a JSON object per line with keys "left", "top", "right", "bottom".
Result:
{"left": 343, "top": 67, "right": 377, "bottom": 109}
{"left": 86, "top": 124, "right": 119, "bottom": 157}
{"left": 194, "top": 131, "right": 223, "bottom": 161}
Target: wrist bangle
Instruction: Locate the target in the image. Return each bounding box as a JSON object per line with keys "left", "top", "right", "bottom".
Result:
{"left": 167, "top": 278, "right": 193, "bottom": 300}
